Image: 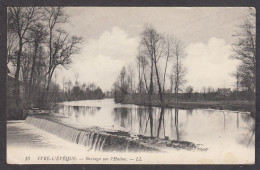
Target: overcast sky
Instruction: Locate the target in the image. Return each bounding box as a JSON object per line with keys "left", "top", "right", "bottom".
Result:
{"left": 54, "top": 7, "right": 251, "bottom": 92}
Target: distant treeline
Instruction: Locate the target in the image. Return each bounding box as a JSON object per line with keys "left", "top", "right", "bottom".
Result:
{"left": 119, "top": 90, "right": 255, "bottom": 105}
{"left": 7, "top": 77, "right": 105, "bottom": 119}
{"left": 49, "top": 81, "right": 105, "bottom": 103}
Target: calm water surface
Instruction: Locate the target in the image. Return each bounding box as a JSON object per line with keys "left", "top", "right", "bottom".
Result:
{"left": 56, "top": 99, "right": 255, "bottom": 149}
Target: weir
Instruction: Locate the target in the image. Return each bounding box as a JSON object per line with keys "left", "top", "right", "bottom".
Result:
{"left": 25, "top": 116, "right": 160, "bottom": 152}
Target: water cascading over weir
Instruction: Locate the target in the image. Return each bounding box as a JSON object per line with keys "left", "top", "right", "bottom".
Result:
{"left": 25, "top": 115, "right": 160, "bottom": 152}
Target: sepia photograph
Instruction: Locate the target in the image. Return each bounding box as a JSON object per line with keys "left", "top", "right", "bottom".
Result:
{"left": 6, "top": 7, "right": 256, "bottom": 164}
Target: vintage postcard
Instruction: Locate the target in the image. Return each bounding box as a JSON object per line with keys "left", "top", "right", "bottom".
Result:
{"left": 6, "top": 7, "right": 255, "bottom": 164}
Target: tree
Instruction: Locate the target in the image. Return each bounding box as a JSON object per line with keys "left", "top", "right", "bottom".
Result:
{"left": 7, "top": 7, "right": 85, "bottom": 112}
{"left": 232, "top": 66, "right": 241, "bottom": 92}
{"left": 42, "top": 7, "right": 83, "bottom": 106}
{"left": 137, "top": 54, "right": 142, "bottom": 94}
{"left": 74, "top": 73, "right": 79, "bottom": 87}
{"left": 169, "top": 71, "right": 174, "bottom": 93}
{"left": 185, "top": 86, "right": 193, "bottom": 101}
{"left": 114, "top": 24, "right": 187, "bottom": 106}
{"left": 126, "top": 64, "right": 135, "bottom": 93}
{"left": 152, "top": 32, "right": 165, "bottom": 103}
{"left": 137, "top": 53, "right": 149, "bottom": 93}
{"left": 202, "top": 86, "right": 207, "bottom": 99}
{"left": 232, "top": 8, "right": 256, "bottom": 101}
{"left": 139, "top": 24, "right": 165, "bottom": 103}
{"left": 42, "top": 7, "right": 67, "bottom": 87}
{"left": 170, "top": 38, "right": 187, "bottom": 106}
{"left": 139, "top": 25, "right": 155, "bottom": 104}
{"left": 45, "top": 28, "right": 82, "bottom": 94}
{"left": 27, "top": 23, "right": 47, "bottom": 98}
{"left": 113, "top": 67, "right": 130, "bottom": 102}
{"left": 89, "top": 82, "right": 97, "bottom": 91}
{"left": 67, "top": 80, "right": 73, "bottom": 95}
{"left": 7, "top": 30, "right": 17, "bottom": 64}
{"left": 8, "top": 7, "right": 42, "bottom": 105}
{"left": 162, "top": 34, "right": 174, "bottom": 93}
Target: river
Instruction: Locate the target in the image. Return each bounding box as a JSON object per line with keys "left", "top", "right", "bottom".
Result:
{"left": 7, "top": 98, "right": 255, "bottom": 164}
{"left": 56, "top": 99, "right": 255, "bottom": 148}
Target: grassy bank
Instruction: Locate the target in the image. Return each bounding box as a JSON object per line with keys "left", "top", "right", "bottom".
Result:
{"left": 120, "top": 95, "right": 255, "bottom": 117}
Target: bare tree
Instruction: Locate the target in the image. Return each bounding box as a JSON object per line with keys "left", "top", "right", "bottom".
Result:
{"left": 7, "top": 30, "right": 17, "bottom": 64}
{"left": 67, "top": 80, "right": 73, "bottom": 95}
{"left": 42, "top": 7, "right": 67, "bottom": 78}
{"left": 139, "top": 25, "right": 155, "bottom": 104}
{"left": 232, "top": 66, "right": 241, "bottom": 92}
{"left": 152, "top": 32, "right": 165, "bottom": 103}
{"left": 20, "top": 44, "right": 33, "bottom": 96}
{"left": 136, "top": 54, "right": 142, "bottom": 94}
{"left": 42, "top": 7, "right": 70, "bottom": 104}
{"left": 62, "top": 76, "right": 66, "bottom": 93}
{"left": 8, "top": 7, "right": 42, "bottom": 105}
{"left": 232, "top": 7, "right": 256, "bottom": 101}
{"left": 139, "top": 24, "right": 165, "bottom": 103}
{"left": 201, "top": 86, "right": 207, "bottom": 99}
{"left": 137, "top": 54, "right": 149, "bottom": 93}
{"left": 126, "top": 64, "right": 135, "bottom": 93}
{"left": 162, "top": 34, "right": 174, "bottom": 93}
{"left": 170, "top": 38, "right": 187, "bottom": 106}
{"left": 185, "top": 86, "right": 193, "bottom": 101}
{"left": 26, "top": 23, "right": 47, "bottom": 98}
{"left": 44, "top": 28, "right": 82, "bottom": 104}
{"left": 113, "top": 67, "right": 130, "bottom": 102}
{"left": 89, "top": 82, "right": 97, "bottom": 91}
{"left": 74, "top": 73, "right": 79, "bottom": 87}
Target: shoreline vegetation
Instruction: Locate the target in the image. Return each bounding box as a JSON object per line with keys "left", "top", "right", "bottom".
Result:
{"left": 114, "top": 93, "right": 255, "bottom": 118}
{"left": 120, "top": 99, "right": 255, "bottom": 115}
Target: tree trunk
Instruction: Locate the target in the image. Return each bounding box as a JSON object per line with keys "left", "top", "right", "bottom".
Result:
{"left": 138, "top": 59, "right": 141, "bottom": 94}
{"left": 149, "top": 55, "right": 154, "bottom": 105}
{"left": 29, "top": 42, "right": 38, "bottom": 99}
{"left": 43, "top": 67, "right": 55, "bottom": 108}
{"left": 163, "top": 44, "right": 170, "bottom": 92}
{"left": 175, "top": 53, "right": 179, "bottom": 107}
{"left": 154, "top": 59, "right": 164, "bottom": 103}
{"left": 14, "top": 39, "right": 23, "bottom": 106}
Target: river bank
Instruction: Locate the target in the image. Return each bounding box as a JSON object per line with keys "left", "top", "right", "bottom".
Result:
{"left": 120, "top": 99, "right": 255, "bottom": 117}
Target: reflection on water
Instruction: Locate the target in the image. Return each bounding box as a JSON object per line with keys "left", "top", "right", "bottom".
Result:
{"left": 56, "top": 99, "right": 255, "bottom": 148}
{"left": 58, "top": 105, "right": 101, "bottom": 118}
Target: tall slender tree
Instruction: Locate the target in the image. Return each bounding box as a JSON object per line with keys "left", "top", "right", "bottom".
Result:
{"left": 171, "top": 38, "right": 187, "bottom": 106}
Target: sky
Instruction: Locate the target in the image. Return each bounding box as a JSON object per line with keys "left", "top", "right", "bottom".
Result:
{"left": 53, "top": 7, "right": 251, "bottom": 92}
